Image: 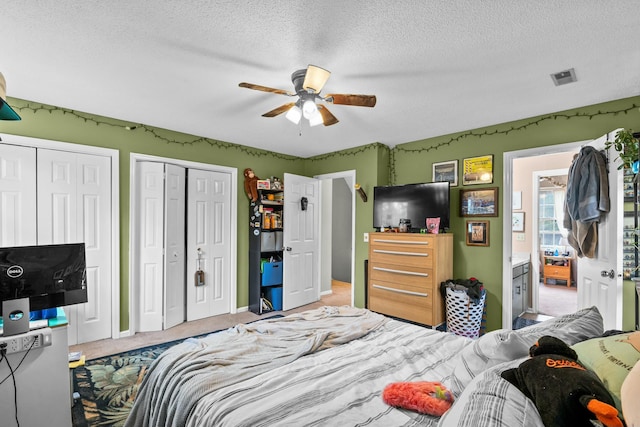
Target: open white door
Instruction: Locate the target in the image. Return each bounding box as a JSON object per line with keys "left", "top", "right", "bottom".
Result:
{"left": 283, "top": 173, "right": 320, "bottom": 310}
{"left": 576, "top": 129, "right": 624, "bottom": 330}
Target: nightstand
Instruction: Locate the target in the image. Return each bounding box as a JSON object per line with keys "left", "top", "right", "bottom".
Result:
{"left": 543, "top": 256, "right": 572, "bottom": 287}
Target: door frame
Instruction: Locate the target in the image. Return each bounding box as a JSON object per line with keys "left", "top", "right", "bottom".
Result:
{"left": 128, "top": 153, "right": 237, "bottom": 336}
{"left": 0, "top": 133, "right": 121, "bottom": 338}
{"left": 314, "top": 170, "right": 356, "bottom": 307}
{"left": 502, "top": 140, "right": 584, "bottom": 329}
{"left": 530, "top": 167, "right": 570, "bottom": 314}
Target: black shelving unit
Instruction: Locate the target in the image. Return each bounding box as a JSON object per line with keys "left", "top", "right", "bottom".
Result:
{"left": 248, "top": 188, "right": 284, "bottom": 314}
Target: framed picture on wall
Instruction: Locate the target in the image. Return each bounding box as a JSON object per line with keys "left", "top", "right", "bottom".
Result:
{"left": 432, "top": 160, "right": 458, "bottom": 187}
{"left": 513, "top": 191, "right": 522, "bottom": 210}
{"left": 463, "top": 155, "right": 493, "bottom": 185}
{"left": 466, "top": 220, "right": 489, "bottom": 246}
{"left": 512, "top": 212, "right": 525, "bottom": 232}
{"left": 459, "top": 187, "right": 499, "bottom": 217}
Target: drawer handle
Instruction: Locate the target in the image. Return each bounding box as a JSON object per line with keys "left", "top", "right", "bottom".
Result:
{"left": 373, "top": 239, "right": 429, "bottom": 245}
{"left": 373, "top": 266, "right": 429, "bottom": 277}
{"left": 372, "top": 284, "right": 428, "bottom": 297}
{"left": 373, "top": 249, "right": 428, "bottom": 257}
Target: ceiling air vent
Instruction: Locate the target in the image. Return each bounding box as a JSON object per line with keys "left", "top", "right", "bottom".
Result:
{"left": 550, "top": 68, "right": 577, "bottom": 86}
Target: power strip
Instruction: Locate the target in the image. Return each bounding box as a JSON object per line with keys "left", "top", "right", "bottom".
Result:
{"left": 0, "top": 328, "right": 52, "bottom": 355}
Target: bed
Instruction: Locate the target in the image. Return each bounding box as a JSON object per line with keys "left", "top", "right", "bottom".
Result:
{"left": 123, "top": 305, "right": 632, "bottom": 427}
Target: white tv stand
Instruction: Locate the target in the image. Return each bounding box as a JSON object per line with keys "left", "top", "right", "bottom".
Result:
{"left": 0, "top": 310, "right": 71, "bottom": 426}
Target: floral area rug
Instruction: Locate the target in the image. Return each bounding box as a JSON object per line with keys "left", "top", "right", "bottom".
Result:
{"left": 71, "top": 315, "right": 283, "bottom": 427}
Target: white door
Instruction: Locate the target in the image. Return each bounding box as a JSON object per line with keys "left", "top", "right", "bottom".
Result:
{"left": 163, "top": 164, "right": 186, "bottom": 329}
{"left": 136, "top": 162, "right": 165, "bottom": 331}
{"left": 283, "top": 173, "right": 320, "bottom": 310}
{"left": 186, "top": 168, "right": 232, "bottom": 321}
{"left": 37, "top": 149, "right": 112, "bottom": 344}
{"left": 576, "top": 130, "right": 624, "bottom": 330}
{"left": 0, "top": 144, "right": 37, "bottom": 246}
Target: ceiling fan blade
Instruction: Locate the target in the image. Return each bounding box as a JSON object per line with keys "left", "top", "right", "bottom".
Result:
{"left": 262, "top": 103, "right": 296, "bottom": 117}
{"left": 318, "top": 105, "right": 339, "bottom": 126}
{"left": 325, "top": 93, "right": 377, "bottom": 107}
{"left": 239, "top": 82, "right": 294, "bottom": 96}
{"left": 303, "top": 65, "right": 331, "bottom": 93}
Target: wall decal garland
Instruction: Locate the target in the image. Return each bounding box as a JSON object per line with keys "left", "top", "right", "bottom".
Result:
{"left": 10, "top": 103, "right": 301, "bottom": 161}
{"left": 7, "top": 101, "right": 639, "bottom": 172}
{"left": 389, "top": 103, "right": 639, "bottom": 183}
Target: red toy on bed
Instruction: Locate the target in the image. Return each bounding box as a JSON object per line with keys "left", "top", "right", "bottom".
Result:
{"left": 382, "top": 381, "right": 454, "bottom": 416}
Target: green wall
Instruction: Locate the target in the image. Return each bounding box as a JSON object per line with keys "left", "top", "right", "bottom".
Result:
{"left": 389, "top": 96, "right": 640, "bottom": 330}
{"left": 1, "top": 96, "right": 638, "bottom": 332}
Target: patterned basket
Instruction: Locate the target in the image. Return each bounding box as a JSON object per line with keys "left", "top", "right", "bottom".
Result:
{"left": 445, "top": 287, "right": 486, "bottom": 339}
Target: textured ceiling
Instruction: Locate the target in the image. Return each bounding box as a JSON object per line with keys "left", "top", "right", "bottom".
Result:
{"left": 2, "top": 1, "right": 639, "bottom": 157}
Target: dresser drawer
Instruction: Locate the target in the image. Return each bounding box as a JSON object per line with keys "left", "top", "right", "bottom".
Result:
{"left": 369, "top": 263, "right": 433, "bottom": 290}
{"left": 544, "top": 264, "right": 570, "bottom": 280}
{"left": 368, "top": 283, "right": 433, "bottom": 324}
{"left": 370, "top": 245, "right": 433, "bottom": 268}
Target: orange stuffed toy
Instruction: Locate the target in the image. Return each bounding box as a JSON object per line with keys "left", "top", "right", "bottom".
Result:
{"left": 382, "top": 381, "right": 454, "bottom": 417}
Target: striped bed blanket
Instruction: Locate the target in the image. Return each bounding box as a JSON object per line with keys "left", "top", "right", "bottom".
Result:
{"left": 124, "top": 305, "right": 605, "bottom": 427}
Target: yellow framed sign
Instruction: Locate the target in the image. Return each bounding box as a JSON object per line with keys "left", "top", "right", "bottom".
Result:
{"left": 463, "top": 155, "right": 493, "bottom": 185}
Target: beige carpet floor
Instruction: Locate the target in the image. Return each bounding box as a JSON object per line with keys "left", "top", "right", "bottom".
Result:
{"left": 537, "top": 280, "right": 577, "bottom": 317}
{"left": 71, "top": 281, "right": 351, "bottom": 360}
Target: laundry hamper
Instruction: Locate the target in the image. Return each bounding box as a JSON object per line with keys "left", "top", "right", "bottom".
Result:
{"left": 445, "top": 287, "right": 486, "bottom": 339}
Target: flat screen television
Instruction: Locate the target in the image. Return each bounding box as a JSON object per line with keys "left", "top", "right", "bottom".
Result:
{"left": 0, "top": 243, "right": 87, "bottom": 316}
{"left": 373, "top": 182, "right": 450, "bottom": 231}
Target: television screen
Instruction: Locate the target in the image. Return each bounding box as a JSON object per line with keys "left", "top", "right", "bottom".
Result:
{"left": 373, "top": 182, "right": 450, "bottom": 231}
{"left": 0, "top": 243, "right": 87, "bottom": 315}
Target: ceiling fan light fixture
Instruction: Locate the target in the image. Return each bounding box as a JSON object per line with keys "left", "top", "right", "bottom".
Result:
{"left": 302, "top": 65, "right": 331, "bottom": 93}
{"left": 302, "top": 99, "right": 318, "bottom": 119}
{"left": 285, "top": 105, "right": 302, "bottom": 124}
{"left": 309, "top": 111, "right": 324, "bottom": 127}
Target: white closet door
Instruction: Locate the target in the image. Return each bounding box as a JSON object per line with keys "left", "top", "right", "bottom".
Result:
{"left": 136, "top": 162, "right": 165, "bottom": 331}
{"left": 186, "top": 168, "right": 232, "bottom": 321}
{"left": 164, "top": 164, "right": 186, "bottom": 329}
{"left": 0, "top": 144, "right": 37, "bottom": 246}
{"left": 37, "top": 149, "right": 112, "bottom": 344}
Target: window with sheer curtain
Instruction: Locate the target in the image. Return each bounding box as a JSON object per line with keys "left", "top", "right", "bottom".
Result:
{"left": 539, "top": 189, "right": 569, "bottom": 250}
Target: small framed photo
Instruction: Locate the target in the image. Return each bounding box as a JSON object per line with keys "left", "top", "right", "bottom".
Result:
{"left": 466, "top": 220, "right": 489, "bottom": 246}
{"left": 256, "top": 179, "right": 271, "bottom": 190}
{"left": 512, "top": 212, "right": 525, "bottom": 232}
{"left": 513, "top": 191, "right": 522, "bottom": 210}
{"left": 463, "top": 155, "right": 493, "bottom": 185}
{"left": 432, "top": 160, "right": 458, "bottom": 187}
{"left": 460, "top": 187, "right": 499, "bottom": 217}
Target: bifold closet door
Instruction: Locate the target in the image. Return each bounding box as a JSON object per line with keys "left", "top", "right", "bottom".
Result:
{"left": 136, "top": 162, "right": 186, "bottom": 332}
{"left": 0, "top": 144, "right": 37, "bottom": 246}
{"left": 37, "top": 148, "right": 112, "bottom": 344}
{"left": 186, "top": 168, "right": 232, "bottom": 321}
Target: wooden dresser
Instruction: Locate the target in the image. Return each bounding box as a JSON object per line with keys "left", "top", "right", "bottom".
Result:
{"left": 367, "top": 232, "right": 453, "bottom": 327}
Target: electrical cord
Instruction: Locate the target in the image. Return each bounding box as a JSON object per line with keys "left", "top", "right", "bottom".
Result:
{"left": 0, "top": 339, "right": 36, "bottom": 427}
{"left": 0, "top": 338, "right": 35, "bottom": 386}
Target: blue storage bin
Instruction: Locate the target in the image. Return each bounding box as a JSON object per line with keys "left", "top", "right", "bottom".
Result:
{"left": 264, "top": 286, "right": 283, "bottom": 311}
{"left": 261, "top": 261, "right": 283, "bottom": 286}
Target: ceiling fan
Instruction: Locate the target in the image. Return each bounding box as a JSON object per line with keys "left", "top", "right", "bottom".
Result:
{"left": 239, "top": 65, "right": 376, "bottom": 127}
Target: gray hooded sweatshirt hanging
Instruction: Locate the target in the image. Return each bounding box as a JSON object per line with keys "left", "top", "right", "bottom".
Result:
{"left": 563, "top": 146, "right": 610, "bottom": 258}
